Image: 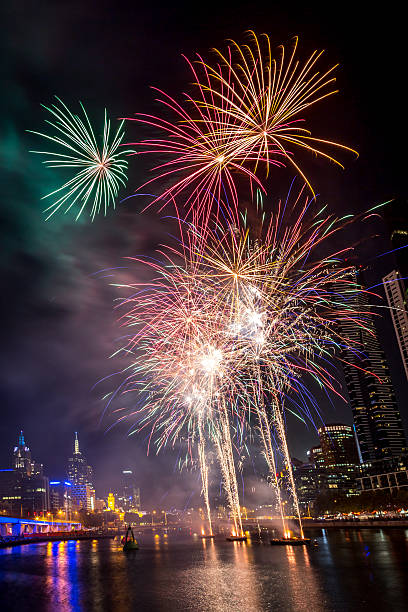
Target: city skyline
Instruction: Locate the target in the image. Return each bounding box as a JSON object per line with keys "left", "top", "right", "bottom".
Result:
{"left": 1, "top": 0, "right": 407, "bottom": 508}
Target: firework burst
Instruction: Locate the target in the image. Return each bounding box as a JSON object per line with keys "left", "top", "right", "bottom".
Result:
{"left": 29, "top": 97, "right": 132, "bottom": 220}
{"left": 198, "top": 31, "right": 358, "bottom": 193}
{"left": 108, "top": 188, "right": 375, "bottom": 535}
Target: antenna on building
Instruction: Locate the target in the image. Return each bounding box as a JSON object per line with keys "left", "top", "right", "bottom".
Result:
{"left": 19, "top": 430, "right": 25, "bottom": 446}
{"left": 74, "top": 432, "right": 79, "bottom": 454}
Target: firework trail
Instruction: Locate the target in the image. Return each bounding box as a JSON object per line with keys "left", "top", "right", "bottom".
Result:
{"left": 29, "top": 97, "right": 132, "bottom": 220}
{"left": 197, "top": 424, "right": 213, "bottom": 535}
{"left": 110, "top": 236, "right": 246, "bottom": 531}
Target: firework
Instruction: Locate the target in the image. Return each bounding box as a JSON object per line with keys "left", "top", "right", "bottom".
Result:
{"left": 198, "top": 31, "right": 358, "bottom": 193}
{"left": 125, "top": 32, "right": 356, "bottom": 229}
{"left": 108, "top": 188, "right": 375, "bottom": 536}
{"left": 29, "top": 97, "right": 132, "bottom": 220}
{"left": 125, "top": 83, "right": 268, "bottom": 230}
{"left": 110, "top": 241, "right": 246, "bottom": 530}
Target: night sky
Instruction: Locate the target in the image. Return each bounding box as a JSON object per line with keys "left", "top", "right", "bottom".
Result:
{"left": 1, "top": 0, "right": 406, "bottom": 508}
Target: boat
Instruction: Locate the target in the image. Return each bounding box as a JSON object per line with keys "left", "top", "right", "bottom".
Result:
{"left": 226, "top": 535, "right": 247, "bottom": 542}
{"left": 122, "top": 525, "right": 139, "bottom": 551}
{"left": 270, "top": 537, "right": 311, "bottom": 546}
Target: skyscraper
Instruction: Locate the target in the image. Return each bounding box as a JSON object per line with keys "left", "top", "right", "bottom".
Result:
{"left": 338, "top": 268, "right": 407, "bottom": 462}
{"left": 317, "top": 424, "right": 359, "bottom": 496}
{"left": 383, "top": 269, "right": 408, "bottom": 379}
{"left": 1, "top": 431, "right": 49, "bottom": 515}
{"left": 67, "top": 432, "right": 95, "bottom": 511}
{"left": 13, "top": 431, "right": 32, "bottom": 476}
{"left": 318, "top": 424, "right": 359, "bottom": 467}
{"left": 120, "top": 470, "right": 141, "bottom": 511}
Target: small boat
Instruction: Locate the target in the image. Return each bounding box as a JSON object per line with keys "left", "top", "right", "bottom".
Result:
{"left": 122, "top": 525, "right": 139, "bottom": 551}
{"left": 226, "top": 535, "right": 247, "bottom": 542}
{"left": 270, "top": 537, "right": 311, "bottom": 546}
{"left": 199, "top": 534, "right": 215, "bottom": 539}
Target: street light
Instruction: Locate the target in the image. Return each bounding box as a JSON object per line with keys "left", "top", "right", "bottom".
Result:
{"left": 152, "top": 510, "right": 156, "bottom": 527}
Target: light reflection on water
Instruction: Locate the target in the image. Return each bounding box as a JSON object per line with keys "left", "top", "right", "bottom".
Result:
{"left": 0, "top": 529, "right": 407, "bottom": 611}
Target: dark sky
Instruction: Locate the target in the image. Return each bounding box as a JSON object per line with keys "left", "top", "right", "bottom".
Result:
{"left": 0, "top": 0, "right": 407, "bottom": 508}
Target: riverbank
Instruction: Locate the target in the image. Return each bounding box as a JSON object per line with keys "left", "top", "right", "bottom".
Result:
{"left": 303, "top": 519, "right": 408, "bottom": 529}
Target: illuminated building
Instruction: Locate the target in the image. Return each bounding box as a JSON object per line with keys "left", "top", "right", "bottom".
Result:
{"left": 13, "top": 431, "right": 32, "bottom": 476}
{"left": 318, "top": 424, "right": 359, "bottom": 496}
{"left": 118, "top": 470, "right": 141, "bottom": 511}
{"left": 382, "top": 269, "right": 408, "bottom": 380}
{"left": 318, "top": 424, "right": 359, "bottom": 466}
{"left": 49, "top": 480, "right": 73, "bottom": 517}
{"left": 338, "top": 268, "right": 407, "bottom": 461}
{"left": 67, "top": 432, "right": 94, "bottom": 510}
{"left": 358, "top": 454, "right": 408, "bottom": 493}
{"left": 94, "top": 498, "right": 106, "bottom": 511}
{"left": 21, "top": 475, "right": 50, "bottom": 514}
{"left": 107, "top": 492, "right": 115, "bottom": 511}
{"left": 0, "top": 432, "right": 49, "bottom": 515}
{"left": 71, "top": 483, "right": 95, "bottom": 512}
{"left": 0, "top": 469, "right": 23, "bottom": 515}
{"left": 307, "top": 445, "right": 325, "bottom": 468}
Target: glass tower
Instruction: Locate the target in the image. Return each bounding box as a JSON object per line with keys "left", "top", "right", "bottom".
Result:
{"left": 338, "top": 268, "right": 407, "bottom": 462}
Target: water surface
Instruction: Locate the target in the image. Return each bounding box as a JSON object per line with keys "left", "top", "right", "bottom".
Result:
{"left": 1, "top": 528, "right": 407, "bottom": 611}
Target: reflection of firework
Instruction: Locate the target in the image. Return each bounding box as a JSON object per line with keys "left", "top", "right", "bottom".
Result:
{"left": 29, "top": 97, "right": 132, "bottom": 220}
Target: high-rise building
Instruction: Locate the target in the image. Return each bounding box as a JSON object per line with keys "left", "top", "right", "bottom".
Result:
{"left": 383, "top": 269, "right": 408, "bottom": 380}
{"left": 338, "top": 268, "right": 407, "bottom": 462}
{"left": 307, "top": 445, "right": 325, "bottom": 469}
{"left": 119, "top": 470, "right": 141, "bottom": 511}
{"left": 0, "top": 468, "right": 23, "bottom": 515}
{"left": 1, "top": 432, "right": 50, "bottom": 515}
{"left": 21, "top": 475, "right": 49, "bottom": 515}
{"left": 71, "top": 483, "right": 95, "bottom": 512}
{"left": 49, "top": 480, "right": 73, "bottom": 517}
{"left": 67, "top": 432, "right": 94, "bottom": 510}
{"left": 318, "top": 424, "right": 359, "bottom": 466}
{"left": 318, "top": 424, "right": 359, "bottom": 496}
{"left": 13, "top": 431, "right": 32, "bottom": 476}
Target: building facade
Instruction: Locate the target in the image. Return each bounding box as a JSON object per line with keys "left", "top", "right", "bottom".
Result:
{"left": 317, "top": 424, "right": 359, "bottom": 497}
{"left": 0, "top": 432, "right": 49, "bottom": 515}
{"left": 67, "top": 433, "right": 94, "bottom": 511}
{"left": 49, "top": 480, "right": 73, "bottom": 517}
{"left": 383, "top": 269, "right": 408, "bottom": 380}
{"left": 118, "top": 470, "right": 141, "bottom": 511}
{"left": 338, "top": 268, "right": 407, "bottom": 462}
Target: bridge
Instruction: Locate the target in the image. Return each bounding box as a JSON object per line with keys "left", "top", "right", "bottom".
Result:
{"left": 0, "top": 515, "right": 82, "bottom": 537}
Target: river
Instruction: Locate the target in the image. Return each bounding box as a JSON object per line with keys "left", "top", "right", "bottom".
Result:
{"left": 0, "top": 528, "right": 407, "bottom": 611}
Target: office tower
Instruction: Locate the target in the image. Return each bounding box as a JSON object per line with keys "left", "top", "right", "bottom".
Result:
{"left": 20, "top": 475, "right": 49, "bottom": 514}
{"left": 120, "top": 469, "right": 141, "bottom": 511}
{"left": 338, "top": 267, "right": 407, "bottom": 462}
{"left": 307, "top": 445, "right": 325, "bottom": 468}
{"left": 318, "top": 424, "right": 359, "bottom": 496}
{"left": 4, "top": 432, "right": 50, "bottom": 515}
{"left": 383, "top": 269, "right": 408, "bottom": 379}
{"left": 0, "top": 468, "right": 23, "bottom": 515}
{"left": 318, "top": 424, "right": 359, "bottom": 466}
{"left": 67, "top": 432, "right": 94, "bottom": 510}
{"left": 49, "top": 480, "right": 73, "bottom": 517}
{"left": 13, "top": 431, "right": 32, "bottom": 476}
